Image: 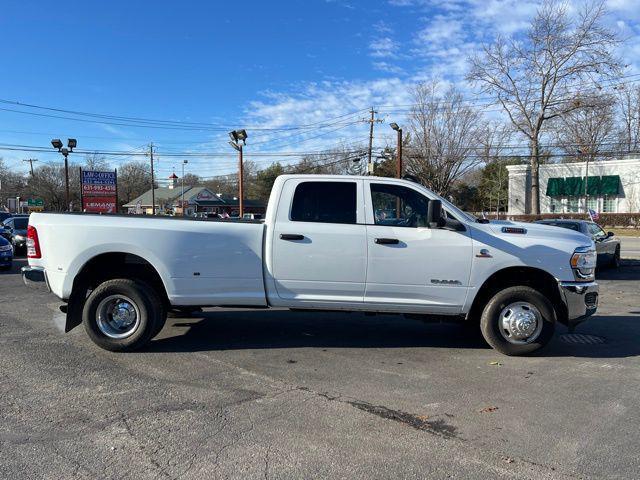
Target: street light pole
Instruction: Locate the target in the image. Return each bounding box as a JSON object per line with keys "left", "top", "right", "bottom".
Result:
{"left": 51, "top": 138, "right": 76, "bottom": 211}
{"left": 390, "top": 123, "right": 403, "bottom": 178}
{"left": 181, "top": 160, "right": 188, "bottom": 216}
{"left": 149, "top": 143, "right": 156, "bottom": 215}
{"left": 238, "top": 144, "right": 244, "bottom": 217}
{"left": 229, "top": 129, "right": 248, "bottom": 218}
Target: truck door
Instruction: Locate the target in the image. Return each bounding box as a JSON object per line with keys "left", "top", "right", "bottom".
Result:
{"left": 269, "top": 178, "right": 367, "bottom": 304}
{"left": 364, "top": 181, "right": 472, "bottom": 313}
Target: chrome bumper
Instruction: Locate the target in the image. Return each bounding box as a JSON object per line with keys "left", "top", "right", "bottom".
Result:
{"left": 558, "top": 281, "right": 598, "bottom": 328}
{"left": 21, "top": 266, "right": 50, "bottom": 293}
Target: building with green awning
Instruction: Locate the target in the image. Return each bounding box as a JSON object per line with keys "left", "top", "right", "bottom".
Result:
{"left": 544, "top": 175, "right": 621, "bottom": 197}
{"left": 506, "top": 158, "right": 639, "bottom": 214}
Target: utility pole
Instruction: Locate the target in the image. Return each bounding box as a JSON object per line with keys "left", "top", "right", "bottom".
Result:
{"left": 149, "top": 143, "right": 155, "bottom": 215}
{"left": 23, "top": 159, "right": 38, "bottom": 176}
{"left": 365, "top": 108, "right": 383, "bottom": 175}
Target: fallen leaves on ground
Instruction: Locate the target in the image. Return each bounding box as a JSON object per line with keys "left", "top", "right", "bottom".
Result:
{"left": 479, "top": 406, "right": 499, "bottom": 413}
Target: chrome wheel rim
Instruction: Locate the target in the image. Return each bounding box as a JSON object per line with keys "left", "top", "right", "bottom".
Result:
{"left": 96, "top": 295, "right": 140, "bottom": 339}
{"left": 499, "top": 302, "right": 543, "bottom": 345}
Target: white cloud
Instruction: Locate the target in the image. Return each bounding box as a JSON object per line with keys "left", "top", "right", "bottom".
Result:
{"left": 415, "top": 15, "right": 463, "bottom": 44}
{"left": 244, "top": 78, "right": 415, "bottom": 154}
{"left": 369, "top": 37, "right": 399, "bottom": 58}
{"left": 373, "top": 20, "right": 394, "bottom": 34}
{"left": 373, "top": 61, "right": 406, "bottom": 75}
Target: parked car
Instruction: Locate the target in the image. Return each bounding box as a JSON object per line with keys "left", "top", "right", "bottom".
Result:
{"left": 23, "top": 174, "right": 599, "bottom": 356}
{"left": 0, "top": 212, "right": 14, "bottom": 223}
{"left": 0, "top": 235, "right": 13, "bottom": 270}
{"left": 1, "top": 216, "right": 29, "bottom": 253}
{"left": 534, "top": 219, "right": 620, "bottom": 268}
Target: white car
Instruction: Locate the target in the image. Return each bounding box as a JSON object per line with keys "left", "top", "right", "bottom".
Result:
{"left": 22, "top": 175, "right": 598, "bottom": 355}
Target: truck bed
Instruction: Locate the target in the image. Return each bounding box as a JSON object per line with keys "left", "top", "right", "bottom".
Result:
{"left": 27, "top": 212, "right": 268, "bottom": 306}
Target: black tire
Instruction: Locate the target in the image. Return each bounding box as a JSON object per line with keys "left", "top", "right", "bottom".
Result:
{"left": 150, "top": 303, "right": 168, "bottom": 338}
{"left": 610, "top": 246, "right": 620, "bottom": 269}
{"left": 480, "top": 286, "right": 556, "bottom": 356}
{"left": 82, "top": 279, "right": 163, "bottom": 351}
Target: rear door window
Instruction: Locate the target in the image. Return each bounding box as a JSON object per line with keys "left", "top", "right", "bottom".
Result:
{"left": 291, "top": 181, "right": 357, "bottom": 224}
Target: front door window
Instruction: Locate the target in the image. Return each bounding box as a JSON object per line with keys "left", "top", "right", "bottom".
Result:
{"left": 370, "top": 183, "right": 430, "bottom": 228}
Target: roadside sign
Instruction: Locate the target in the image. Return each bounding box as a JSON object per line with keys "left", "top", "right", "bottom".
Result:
{"left": 81, "top": 170, "right": 117, "bottom": 213}
{"left": 27, "top": 198, "right": 44, "bottom": 207}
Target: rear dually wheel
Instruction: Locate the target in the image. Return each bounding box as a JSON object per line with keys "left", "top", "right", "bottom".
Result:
{"left": 82, "top": 279, "right": 163, "bottom": 352}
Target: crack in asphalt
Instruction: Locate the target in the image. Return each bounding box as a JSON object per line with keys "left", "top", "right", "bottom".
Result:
{"left": 296, "top": 386, "right": 460, "bottom": 440}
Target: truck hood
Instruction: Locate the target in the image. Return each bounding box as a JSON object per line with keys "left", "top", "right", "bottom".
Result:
{"left": 470, "top": 219, "right": 594, "bottom": 255}
{"left": 486, "top": 220, "right": 591, "bottom": 246}
{"left": 468, "top": 220, "right": 594, "bottom": 282}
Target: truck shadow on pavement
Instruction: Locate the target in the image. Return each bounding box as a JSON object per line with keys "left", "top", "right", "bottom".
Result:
{"left": 142, "top": 309, "right": 640, "bottom": 359}
{"left": 144, "top": 264, "right": 640, "bottom": 358}
{"left": 597, "top": 260, "right": 640, "bottom": 280}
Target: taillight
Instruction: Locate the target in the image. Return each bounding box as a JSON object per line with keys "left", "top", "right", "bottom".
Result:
{"left": 27, "top": 225, "right": 41, "bottom": 258}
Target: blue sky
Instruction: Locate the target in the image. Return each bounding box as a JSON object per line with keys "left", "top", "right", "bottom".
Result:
{"left": 1, "top": 0, "right": 639, "bottom": 180}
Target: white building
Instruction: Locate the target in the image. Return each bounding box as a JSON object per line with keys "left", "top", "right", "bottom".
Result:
{"left": 506, "top": 157, "right": 640, "bottom": 214}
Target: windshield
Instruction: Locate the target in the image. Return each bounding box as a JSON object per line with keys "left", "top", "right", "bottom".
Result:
{"left": 13, "top": 218, "right": 28, "bottom": 229}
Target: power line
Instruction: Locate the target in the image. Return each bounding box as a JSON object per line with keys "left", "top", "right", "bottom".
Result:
{"left": 0, "top": 98, "right": 369, "bottom": 132}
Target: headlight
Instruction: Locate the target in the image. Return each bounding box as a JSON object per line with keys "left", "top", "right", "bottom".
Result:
{"left": 570, "top": 246, "right": 596, "bottom": 280}
{"left": 14, "top": 234, "right": 25, "bottom": 241}
{"left": 0, "top": 244, "right": 12, "bottom": 252}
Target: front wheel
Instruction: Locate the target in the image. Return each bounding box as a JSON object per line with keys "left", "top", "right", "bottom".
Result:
{"left": 480, "top": 286, "right": 556, "bottom": 356}
{"left": 82, "top": 279, "right": 163, "bottom": 351}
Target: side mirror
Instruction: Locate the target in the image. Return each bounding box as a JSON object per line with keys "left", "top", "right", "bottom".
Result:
{"left": 427, "top": 200, "right": 446, "bottom": 228}
{"left": 607, "top": 231, "right": 614, "bottom": 238}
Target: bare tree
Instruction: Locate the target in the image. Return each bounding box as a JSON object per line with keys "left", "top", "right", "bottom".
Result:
{"left": 617, "top": 85, "right": 640, "bottom": 153}
{"left": 0, "top": 159, "right": 27, "bottom": 208}
{"left": 554, "top": 93, "right": 616, "bottom": 162}
{"left": 405, "top": 82, "right": 484, "bottom": 196}
{"left": 292, "top": 145, "right": 365, "bottom": 175}
{"left": 83, "top": 153, "right": 110, "bottom": 171}
{"left": 467, "top": 0, "right": 621, "bottom": 213}
{"left": 27, "top": 163, "right": 79, "bottom": 212}
{"left": 181, "top": 173, "right": 201, "bottom": 187}
{"left": 477, "top": 123, "right": 514, "bottom": 163}
{"left": 118, "top": 161, "right": 153, "bottom": 206}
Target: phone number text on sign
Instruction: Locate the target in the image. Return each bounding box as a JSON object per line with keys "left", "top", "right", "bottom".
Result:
{"left": 82, "top": 184, "right": 116, "bottom": 195}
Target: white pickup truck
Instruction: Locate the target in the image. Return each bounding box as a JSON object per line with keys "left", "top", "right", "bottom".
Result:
{"left": 22, "top": 174, "right": 599, "bottom": 355}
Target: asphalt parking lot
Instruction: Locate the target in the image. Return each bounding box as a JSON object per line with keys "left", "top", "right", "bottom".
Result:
{"left": 1, "top": 247, "right": 640, "bottom": 479}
